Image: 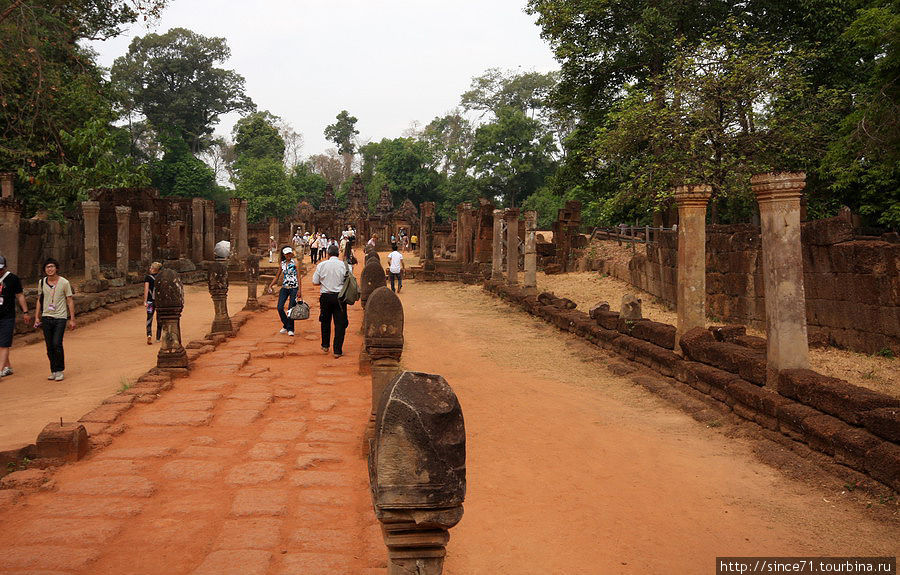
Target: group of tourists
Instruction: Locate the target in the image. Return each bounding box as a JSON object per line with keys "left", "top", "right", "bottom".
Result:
{"left": 0, "top": 255, "right": 76, "bottom": 382}
{"left": 287, "top": 227, "right": 357, "bottom": 265}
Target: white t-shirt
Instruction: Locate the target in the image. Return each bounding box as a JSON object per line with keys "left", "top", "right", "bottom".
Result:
{"left": 388, "top": 251, "right": 403, "bottom": 274}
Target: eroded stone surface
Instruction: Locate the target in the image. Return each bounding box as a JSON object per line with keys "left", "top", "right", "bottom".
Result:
{"left": 226, "top": 462, "right": 286, "bottom": 485}
{"left": 230, "top": 489, "right": 288, "bottom": 516}
{"left": 160, "top": 459, "right": 224, "bottom": 480}
{"left": 192, "top": 550, "right": 272, "bottom": 575}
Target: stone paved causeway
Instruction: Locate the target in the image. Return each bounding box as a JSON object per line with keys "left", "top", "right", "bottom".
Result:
{"left": 0, "top": 269, "right": 385, "bottom": 575}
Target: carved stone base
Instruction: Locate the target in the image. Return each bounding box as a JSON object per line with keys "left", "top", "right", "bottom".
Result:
{"left": 157, "top": 349, "right": 188, "bottom": 369}
{"left": 243, "top": 299, "right": 260, "bottom": 311}
{"left": 211, "top": 317, "right": 234, "bottom": 336}
{"left": 378, "top": 507, "right": 463, "bottom": 575}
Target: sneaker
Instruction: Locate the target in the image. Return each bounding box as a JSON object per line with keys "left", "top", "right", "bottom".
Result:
{"left": 147, "top": 335, "right": 152, "bottom": 345}
{"left": 47, "top": 372, "right": 57, "bottom": 380}
{"left": 279, "top": 328, "right": 288, "bottom": 334}
{"left": 0, "top": 367, "right": 12, "bottom": 377}
{"left": 333, "top": 353, "right": 342, "bottom": 359}
{"left": 287, "top": 331, "right": 294, "bottom": 337}
{"left": 321, "top": 346, "right": 329, "bottom": 354}
{"left": 54, "top": 372, "right": 65, "bottom": 381}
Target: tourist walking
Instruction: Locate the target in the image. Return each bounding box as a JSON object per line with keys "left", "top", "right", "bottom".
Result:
{"left": 388, "top": 243, "right": 404, "bottom": 293}
{"left": 143, "top": 261, "right": 162, "bottom": 345}
{"left": 267, "top": 246, "right": 301, "bottom": 337}
{"left": 312, "top": 244, "right": 351, "bottom": 358}
{"left": 0, "top": 255, "right": 30, "bottom": 378}
{"left": 410, "top": 234, "right": 418, "bottom": 252}
{"left": 268, "top": 236, "right": 277, "bottom": 263}
{"left": 34, "top": 258, "right": 75, "bottom": 381}
{"left": 317, "top": 234, "right": 328, "bottom": 262}
{"left": 367, "top": 234, "right": 377, "bottom": 248}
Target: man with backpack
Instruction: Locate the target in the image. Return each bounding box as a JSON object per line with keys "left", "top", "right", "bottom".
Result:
{"left": 312, "top": 244, "right": 353, "bottom": 358}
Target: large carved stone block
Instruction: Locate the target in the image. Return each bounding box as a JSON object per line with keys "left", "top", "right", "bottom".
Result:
{"left": 155, "top": 267, "right": 188, "bottom": 369}
{"left": 208, "top": 257, "right": 233, "bottom": 336}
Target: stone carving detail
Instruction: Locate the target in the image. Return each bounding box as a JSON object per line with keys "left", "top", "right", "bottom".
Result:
{"left": 360, "top": 259, "right": 387, "bottom": 309}
{"left": 244, "top": 253, "right": 261, "bottom": 311}
{"left": 369, "top": 370, "right": 466, "bottom": 575}
{"left": 208, "top": 246, "right": 234, "bottom": 335}
{"left": 621, "top": 294, "right": 642, "bottom": 320}
{"left": 363, "top": 286, "right": 404, "bottom": 446}
{"left": 155, "top": 268, "right": 188, "bottom": 369}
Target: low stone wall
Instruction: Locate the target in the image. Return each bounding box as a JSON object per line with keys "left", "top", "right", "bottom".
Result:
{"left": 483, "top": 279, "right": 900, "bottom": 493}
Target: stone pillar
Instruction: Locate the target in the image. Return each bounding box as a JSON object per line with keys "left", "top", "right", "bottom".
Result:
{"left": 204, "top": 200, "right": 215, "bottom": 260}
{"left": 155, "top": 268, "right": 188, "bottom": 369}
{"left": 455, "top": 203, "right": 465, "bottom": 263}
{"left": 114, "top": 206, "right": 131, "bottom": 275}
{"left": 422, "top": 202, "right": 435, "bottom": 271}
{"left": 191, "top": 197, "right": 204, "bottom": 263}
{"left": 369, "top": 371, "right": 465, "bottom": 575}
{"left": 504, "top": 208, "right": 519, "bottom": 285}
{"left": 0, "top": 172, "right": 14, "bottom": 198}
{"left": 208, "top": 251, "right": 234, "bottom": 335}
{"left": 239, "top": 199, "right": 249, "bottom": 259}
{"left": 229, "top": 197, "right": 240, "bottom": 260}
{"left": 751, "top": 172, "right": 810, "bottom": 387}
{"left": 523, "top": 210, "right": 537, "bottom": 290}
{"left": 0, "top": 198, "right": 22, "bottom": 274}
{"left": 364, "top": 286, "right": 404, "bottom": 450}
{"left": 268, "top": 216, "right": 279, "bottom": 249}
{"left": 491, "top": 209, "right": 503, "bottom": 280}
{"left": 82, "top": 200, "right": 101, "bottom": 281}
{"left": 139, "top": 211, "right": 154, "bottom": 270}
{"left": 674, "top": 185, "right": 712, "bottom": 351}
{"left": 243, "top": 254, "right": 261, "bottom": 311}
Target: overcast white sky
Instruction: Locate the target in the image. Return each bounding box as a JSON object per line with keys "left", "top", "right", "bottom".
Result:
{"left": 88, "top": 0, "right": 559, "bottom": 157}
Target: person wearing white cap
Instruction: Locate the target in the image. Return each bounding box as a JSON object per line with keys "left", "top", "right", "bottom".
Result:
{"left": 0, "top": 255, "right": 30, "bottom": 378}
{"left": 268, "top": 235, "right": 277, "bottom": 263}
{"left": 267, "top": 246, "right": 302, "bottom": 336}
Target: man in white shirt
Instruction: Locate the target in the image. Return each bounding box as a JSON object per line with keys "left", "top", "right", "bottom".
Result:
{"left": 312, "top": 244, "right": 352, "bottom": 358}
{"left": 367, "top": 234, "right": 377, "bottom": 247}
{"left": 387, "top": 243, "right": 404, "bottom": 293}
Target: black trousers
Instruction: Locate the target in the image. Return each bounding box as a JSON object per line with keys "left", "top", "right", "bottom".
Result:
{"left": 319, "top": 292, "right": 348, "bottom": 355}
{"left": 41, "top": 317, "right": 67, "bottom": 372}
{"left": 146, "top": 306, "right": 162, "bottom": 339}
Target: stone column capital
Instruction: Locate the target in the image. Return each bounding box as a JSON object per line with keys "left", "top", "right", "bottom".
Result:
{"left": 503, "top": 208, "right": 520, "bottom": 221}
{"left": 0, "top": 172, "right": 13, "bottom": 183}
{"left": 206, "top": 199, "right": 216, "bottom": 209}
{"left": 115, "top": 205, "right": 132, "bottom": 217}
{"left": 751, "top": 172, "right": 806, "bottom": 203}
{"left": 191, "top": 197, "right": 205, "bottom": 207}
{"left": 524, "top": 210, "right": 537, "bottom": 226}
{"left": 81, "top": 200, "right": 100, "bottom": 215}
{"left": 673, "top": 184, "right": 713, "bottom": 207}
{"left": 0, "top": 197, "right": 22, "bottom": 214}
{"left": 138, "top": 211, "right": 154, "bottom": 222}
{"left": 229, "top": 197, "right": 241, "bottom": 208}
{"left": 493, "top": 209, "right": 504, "bottom": 218}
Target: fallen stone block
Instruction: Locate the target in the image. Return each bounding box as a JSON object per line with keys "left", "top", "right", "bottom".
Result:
{"left": 778, "top": 369, "right": 899, "bottom": 425}
{"left": 35, "top": 422, "right": 89, "bottom": 462}
{"left": 860, "top": 408, "right": 900, "bottom": 442}
{"left": 865, "top": 441, "right": 900, "bottom": 492}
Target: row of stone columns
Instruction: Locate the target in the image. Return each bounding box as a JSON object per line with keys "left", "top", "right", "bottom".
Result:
{"left": 228, "top": 198, "right": 249, "bottom": 261}
{"left": 489, "top": 208, "right": 538, "bottom": 290}
{"left": 675, "top": 172, "right": 809, "bottom": 387}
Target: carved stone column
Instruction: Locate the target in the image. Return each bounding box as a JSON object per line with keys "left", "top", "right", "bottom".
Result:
{"left": 504, "top": 208, "right": 519, "bottom": 285}
{"left": 422, "top": 202, "right": 435, "bottom": 271}
{"left": 370, "top": 371, "right": 465, "bottom": 575}
{"left": 674, "top": 185, "right": 712, "bottom": 351}
{"left": 82, "top": 200, "right": 101, "bottom": 281}
{"left": 243, "top": 253, "right": 261, "bottom": 311}
{"left": 0, "top": 197, "right": 22, "bottom": 274}
{"left": 229, "top": 197, "right": 240, "bottom": 262}
{"left": 268, "top": 216, "right": 279, "bottom": 248}
{"left": 239, "top": 199, "right": 249, "bottom": 259}
{"left": 491, "top": 209, "right": 503, "bottom": 280}
{"left": 208, "top": 243, "right": 234, "bottom": 335}
{"left": 359, "top": 257, "right": 387, "bottom": 366}
{"left": 139, "top": 211, "right": 154, "bottom": 270}
{"left": 155, "top": 268, "right": 188, "bottom": 369}
{"left": 752, "top": 172, "right": 809, "bottom": 388}
{"left": 204, "top": 200, "right": 216, "bottom": 260}
{"left": 191, "top": 197, "right": 205, "bottom": 263}
{"left": 115, "top": 206, "right": 131, "bottom": 275}
{"left": 364, "top": 286, "right": 404, "bottom": 450}
{"left": 523, "top": 210, "right": 537, "bottom": 290}
{"left": 0, "top": 172, "right": 14, "bottom": 198}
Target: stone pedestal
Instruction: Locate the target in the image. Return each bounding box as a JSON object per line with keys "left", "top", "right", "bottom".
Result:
{"left": 82, "top": 201, "right": 101, "bottom": 281}
{"left": 208, "top": 260, "right": 234, "bottom": 335}
{"left": 35, "top": 422, "right": 89, "bottom": 461}
{"left": 491, "top": 210, "right": 503, "bottom": 280}
{"left": 139, "top": 211, "right": 154, "bottom": 270}
{"left": 204, "top": 200, "right": 216, "bottom": 260}
{"left": 504, "top": 208, "right": 519, "bottom": 285}
{"left": 369, "top": 371, "right": 465, "bottom": 575}
{"left": 674, "top": 185, "right": 712, "bottom": 351}
{"left": 115, "top": 206, "right": 131, "bottom": 275}
{"left": 523, "top": 210, "right": 537, "bottom": 290}
{"left": 752, "top": 172, "right": 810, "bottom": 388}
{"left": 0, "top": 198, "right": 22, "bottom": 274}
{"left": 191, "top": 197, "right": 205, "bottom": 263}
{"left": 229, "top": 198, "right": 241, "bottom": 262}
{"left": 364, "top": 286, "right": 403, "bottom": 449}
{"left": 243, "top": 254, "right": 261, "bottom": 311}
{"left": 422, "top": 202, "right": 435, "bottom": 271}
{"left": 0, "top": 173, "right": 13, "bottom": 198}
{"left": 238, "top": 199, "right": 249, "bottom": 259}
{"left": 155, "top": 268, "right": 188, "bottom": 369}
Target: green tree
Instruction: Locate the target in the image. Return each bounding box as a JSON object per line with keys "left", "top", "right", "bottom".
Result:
{"left": 360, "top": 138, "right": 443, "bottom": 209}
{"left": 111, "top": 27, "right": 254, "bottom": 153}
{"left": 149, "top": 136, "right": 216, "bottom": 198}
{"left": 324, "top": 110, "right": 359, "bottom": 182}
{"left": 234, "top": 157, "right": 292, "bottom": 222}
{"left": 289, "top": 162, "right": 327, "bottom": 207}
{"left": 421, "top": 112, "right": 474, "bottom": 177}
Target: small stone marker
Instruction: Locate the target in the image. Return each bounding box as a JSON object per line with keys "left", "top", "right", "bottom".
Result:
{"left": 156, "top": 267, "right": 188, "bottom": 369}
{"left": 35, "top": 422, "right": 89, "bottom": 461}
{"left": 620, "top": 293, "right": 642, "bottom": 320}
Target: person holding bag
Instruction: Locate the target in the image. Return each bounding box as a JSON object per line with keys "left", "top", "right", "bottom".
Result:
{"left": 33, "top": 258, "right": 75, "bottom": 381}
{"left": 267, "top": 246, "right": 302, "bottom": 337}
{"left": 312, "top": 244, "right": 353, "bottom": 358}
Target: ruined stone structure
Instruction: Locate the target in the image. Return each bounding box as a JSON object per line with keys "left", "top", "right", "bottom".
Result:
{"left": 82, "top": 201, "right": 101, "bottom": 281}
{"left": 491, "top": 210, "right": 503, "bottom": 280}
{"left": 524, "top": 210, "right": 537, "bottom": 290}
{"left": 422, "top": 202, "right": 436, "bottom": 271}
{"left": 674, "top": 185, "right": 712, "bottom": 350}
{"left": 363, "top": 286, "right": 404, "bottom": 446}
{"left": 0, "top": 194, "right": 22, "bottom": 275}
{"left": 208, "top": 243, "right": 234, "bottom": 336}
{"left": 243, "top": 253, "right": 261, "bottom": 311}
{"left": 551, "top": 200, "right": 582, "bottom": 273}
{"left": 115, "top": 206, "right": 131, "bottom": 276}
{"left": 155, "top": 267, "right": 188, "bottom": 369}
{"left": 505, "top": 208, "right": 520, "bottom": 285}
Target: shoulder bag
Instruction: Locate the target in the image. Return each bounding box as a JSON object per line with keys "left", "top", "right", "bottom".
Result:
{"left": 338, "top": 261, "right": 359, "bottom": 305}
{"left": 288, "top": 299, "right": 310, "bottom": 320}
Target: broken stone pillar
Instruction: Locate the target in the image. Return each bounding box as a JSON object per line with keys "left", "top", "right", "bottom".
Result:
{"left": 115, "top": 206, "right": 131, "bottom": 275}
{"left": 674, "top": 185, "right": 712, "bottom": 351}
{"left": 268, "top": 216, "right": 279, "bottom": 248}
{"left": 523, "top": 210, "right": 537, "bottom": 290}
{"left": 155, "top": 267, "right": 188, "bottom": 369}
{"left": 364, "top": 286, "right": 404, "bottom": 449}
{"left": 751, "top": 172, "right": 810, "bottom": 387}
{"left": 239, "top": 199, "right": 249, "bottom": 259}
{"left": 82, "top": 200, "right": 101, "bottom": 281}
{"left": 0, "top": 197, "right": 22, "bottom": 275}
{"left": 359, "top": 258, "right": 388, "bottom": 365}
{"left": 204, "top": 200, "right": 215, "bottom": 260}
{"left": 243, "top": 253, "right": 261, "bottom": 311}
{"left": 491, "top": 209, "right": 503, "bottom": 280}
{"left": 208, "top": 241, "right": 234, "bottom": 335}
{"left": 621, "top": 294, "right": 642, "bottom": 320}
{"left": 139, "top": 211, "right": 154, "bottom": 270}
{"left": 191, "top": 197, "right": 205, "bottom": 263}
{"left": 168, "top": 220, "right": 185, "bottom": 258}
{"left": 422, "top": 201, "right": 435, "bottom": 271}
{"left": 35, "top": 422, "right": 89, "bottom": 461}
{"left": 0, "top": 172, "right": 13, "bottom": 198}
{"left": 504, "top": 208, "right": 519, "bottom": 285}
{"left": 229, "top": 197, "right": 241, "bottom": 260}
{"left": 369, "top": 371, "right": 465, "bottom": 575}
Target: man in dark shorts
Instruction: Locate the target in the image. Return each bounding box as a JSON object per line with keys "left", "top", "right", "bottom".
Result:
{"left": 0, "top": 255, "right": 30, "bottom": 378}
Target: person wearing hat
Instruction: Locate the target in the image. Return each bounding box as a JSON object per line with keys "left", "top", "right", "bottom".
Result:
{"left": 267, "top": 246, "right": 302, "bottom": 336}
{"left": 268, "top": 235, "right": 277, "bottom": 263}
{"left": 0, "top": 255, "right": 30, "bottom": 378}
